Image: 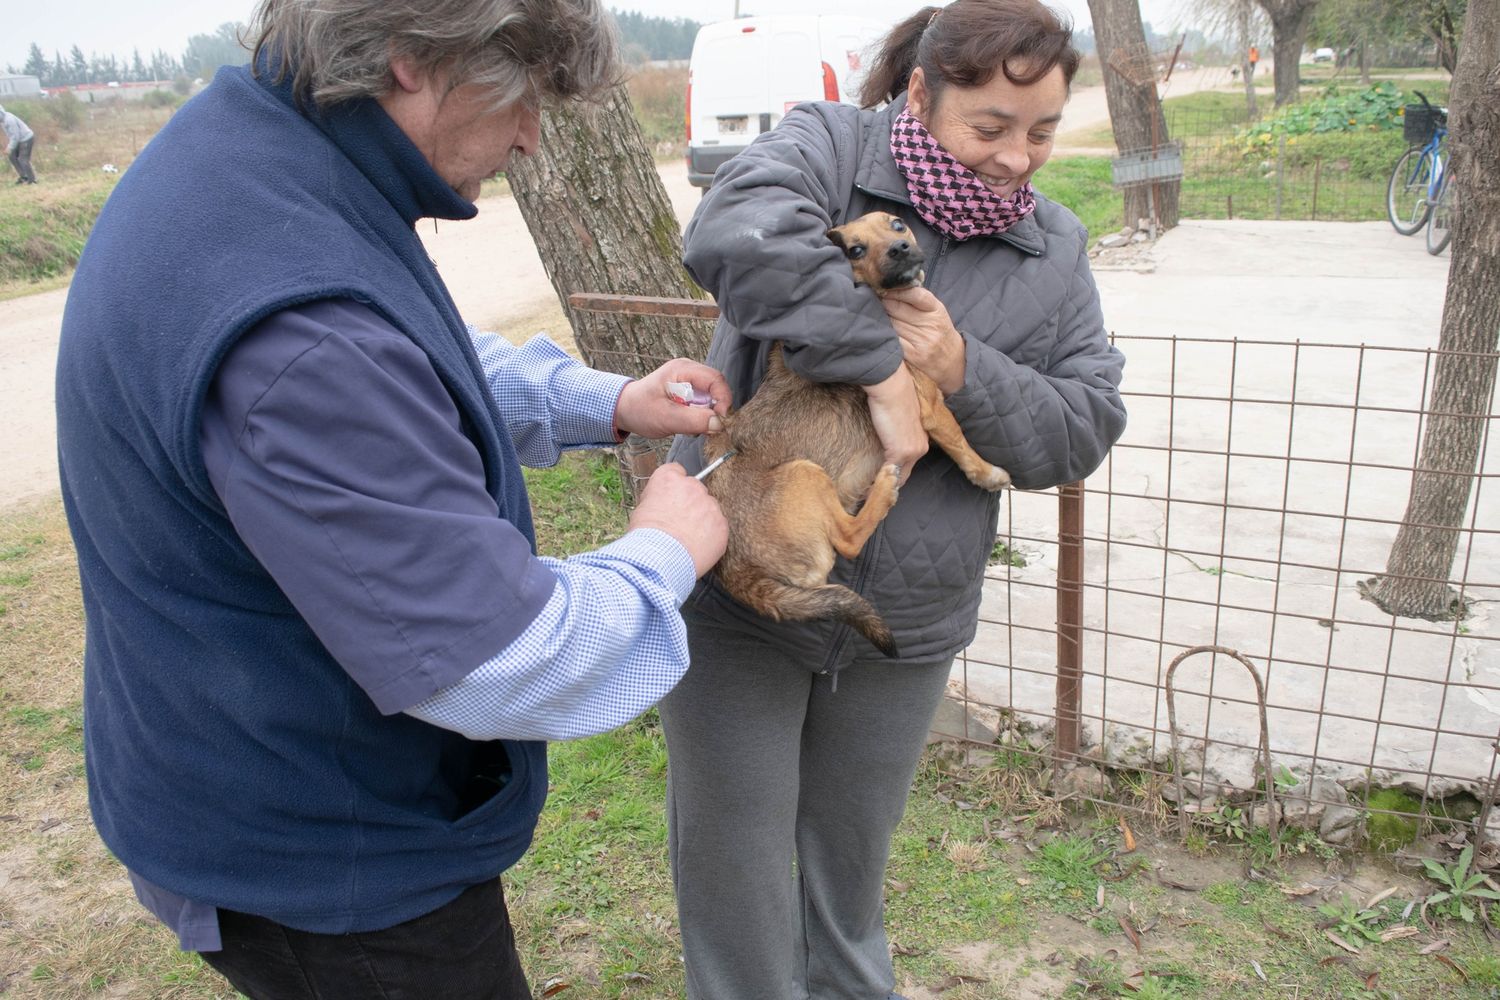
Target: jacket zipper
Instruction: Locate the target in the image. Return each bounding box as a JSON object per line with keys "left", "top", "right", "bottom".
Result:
{"left": 817, "top": 520, "right": 886, "bottom": 675}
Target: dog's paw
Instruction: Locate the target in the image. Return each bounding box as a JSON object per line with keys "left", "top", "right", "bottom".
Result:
{"left": 881, "top": 463, "right": 902, "bottom": 500}
{"left": 976, "top": 464, "right": 1011, "bottom": 491}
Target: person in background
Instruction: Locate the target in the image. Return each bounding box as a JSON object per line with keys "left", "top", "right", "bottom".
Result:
{"left": 660, "top": 0, "right": 1126, "bottom": 997}
{"left": 54, "top": 1, "right": 726, "bottom": 997}
{"left": 1248, "top": 44, "right": 1260, "bottom": 77}
{"left": 1, "top": 104, "right": 36, "bottom": 183}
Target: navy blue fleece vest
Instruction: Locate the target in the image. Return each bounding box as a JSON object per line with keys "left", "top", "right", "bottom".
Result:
{"left": 56, "top": 65, "right": 547, "bottom": 932}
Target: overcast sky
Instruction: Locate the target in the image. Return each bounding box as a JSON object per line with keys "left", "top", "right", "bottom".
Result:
{"left": 5, "top": 0, "right": 1194, "bottom": 77}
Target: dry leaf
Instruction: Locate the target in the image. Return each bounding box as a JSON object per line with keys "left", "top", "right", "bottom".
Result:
{"left": 892, "top": 942, "right": 923, "bottom": 957}
{"left": 1119, "top": 815, "right": 1137, "bottom": 852}
{"left": 1324, "top": 930, "right": 1361, "bottom": 955}
{"left": 541, "top": 980, "right": 571, "bottom": 997}
{"left": 1281, "top": 884, "right": 1320, "bottom": 898}
{"left": 1250, "top": 960, "right": 1267, "bottom": 982}
{"left": 620, "top": 973, "right": 652, "bottom": 984}
{"left": 1365, "top": 886, "right": 1399, "bottom": 909}
{"left": 1319, "top": 955, "right": 1351, "bottom": 967}
{"left": 1155, "top": 872, "right": 1202, "bottom": 891}
{"left": 1097, "top": 884, "right": 1106, "bottom": 909}
{"left": 1262, "top": 920, "right": 1295, "bottom": 941}
{"left": 934, "top": 974, "right": 988, "bottom": 993}
{"left": 1433, "top": 954, "right": 1469, "bottom": 982}
{"left": 1119, "top": 915, "right": 1143, "bottom": 953}
{"left": 1379, "top": 926, "right": 1420, "bottom": 943}
{"left": 1419, "top": 938, "right": 1451, "bottom": 955}
{"left": 1364, "top": 972, "right": 1380, "bottom": 990}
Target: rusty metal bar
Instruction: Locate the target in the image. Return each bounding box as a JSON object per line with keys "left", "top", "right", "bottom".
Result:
{"left": 568, "top": 292, "right": 720, "bottom": 320}
{"left": 1165, "top": 645, "right": 1280, "bottom": 855}
{"left": 1055, "top": 482, "right": 1085, "bottom": 762}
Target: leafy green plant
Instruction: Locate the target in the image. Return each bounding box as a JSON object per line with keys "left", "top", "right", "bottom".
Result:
{"left": 1233, "top": 81, "right": 1406, "bottom": 145}
{"left": 988, "top": 539, "right": 1028, "bottom": 568}
{"left": 1316, "top": 894, "right": 1388, "bottom": 947}
{"left": 1423, "top": 844, "right": 1500, "bottom": 924}
{"left": 1025, "top": 835, "right": 1113, "bottom": 909}
{"left": 1203, "top": 804, "right": 1249, "bottom": 842}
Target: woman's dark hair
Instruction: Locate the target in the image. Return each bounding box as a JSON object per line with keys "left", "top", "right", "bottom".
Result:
{"left": 858, "top": 0, "right": 1079, "bottom": 110}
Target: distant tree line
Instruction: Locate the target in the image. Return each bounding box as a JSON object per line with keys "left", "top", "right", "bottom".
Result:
{"left": 611, "top": 9, "right": 701, "bottom": 63}
{"left": 8, "top": 13, "right": 702, "bottom": 88}
{"left": 7, "top": 23, "right": 250, "bottom": 88}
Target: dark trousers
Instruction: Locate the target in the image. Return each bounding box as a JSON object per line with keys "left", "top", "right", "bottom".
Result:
{"left": 9, "top": 138, "right": 35, "bottom": 183}
{"left": 200, "top": 879, "right": 531, "bottom": 1000}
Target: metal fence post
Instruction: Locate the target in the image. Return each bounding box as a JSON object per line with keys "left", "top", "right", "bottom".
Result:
{"left": 1055, "top": 482, "right": 1085, "bottom": 762}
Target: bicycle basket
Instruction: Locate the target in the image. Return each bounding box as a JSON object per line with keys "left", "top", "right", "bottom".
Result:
{"left": 1403, "top": 103, "right": 1445, "bottom": 145}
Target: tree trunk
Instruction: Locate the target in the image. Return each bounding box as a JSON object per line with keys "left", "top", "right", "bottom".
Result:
{"left": 1361, "top": 0, "right": 1500, "bottom": 620}
{"left": 1256, "top": 0, "right": 1320, "bottom": 106}
{"left": 1086, "top": 0, "right": 1181, "bottom": 230}
{"left": 506, "top": 86, "right": 716, "bottom": 498}
{"left": 1358, "top": 40, "right": 1371, "bottom": 86}
{"left": 1238, "top": 0, "right": 1259, "bottom": 120}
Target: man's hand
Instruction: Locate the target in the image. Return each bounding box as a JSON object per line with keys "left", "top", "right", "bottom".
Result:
{"left": 880, "top": 286, "right": 966, "bottom": 396}
{"left": 862, "top": 365, "right": 928, "bottom": 486}
{"left": 615, "top": 359, "right": 731, "bottom": 440}
{"left": 629, "top": 464, "right": 728, "bottom": 578}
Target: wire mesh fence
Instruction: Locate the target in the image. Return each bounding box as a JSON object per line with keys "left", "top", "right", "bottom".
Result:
{"left": 1167, "top": 105, "right": 1401, "bottom": 223}
{"left": 949, "top": 334, "right": 1500, "bottom": 851}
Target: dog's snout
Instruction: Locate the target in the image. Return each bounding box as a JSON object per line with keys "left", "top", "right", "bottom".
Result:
{"left": 887, "top": 240, "right": 911, "bottom": 258}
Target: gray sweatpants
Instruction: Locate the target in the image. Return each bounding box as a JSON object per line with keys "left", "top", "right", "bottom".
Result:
{"left": 659, "top": 616, "right": 952, "bottom": 999}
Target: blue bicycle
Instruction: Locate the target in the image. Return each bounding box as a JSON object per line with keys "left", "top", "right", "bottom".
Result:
{"left": 1386, "top": 91, "right": 1447, "bottom": 239}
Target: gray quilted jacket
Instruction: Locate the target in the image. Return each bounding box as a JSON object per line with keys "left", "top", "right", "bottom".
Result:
{"left": 669, "top": 97, "right": 1126, "bottom": 669}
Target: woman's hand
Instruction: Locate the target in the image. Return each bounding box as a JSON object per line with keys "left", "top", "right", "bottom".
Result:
{"left": 862, "top": 365, "right": 928, "bottom": 485}
{"left": 881, "top": 286, "right": 966, "bottom": 396}
{"left": 614, "top": 359, "right": 731, "bottom": 439}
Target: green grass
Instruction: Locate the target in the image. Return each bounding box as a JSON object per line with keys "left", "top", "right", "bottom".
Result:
{"left": 1036, "top": 154, "right": 1125, "bottom": 241}
{"left": 524, "top": 451, "right": 630, "bottom": 557}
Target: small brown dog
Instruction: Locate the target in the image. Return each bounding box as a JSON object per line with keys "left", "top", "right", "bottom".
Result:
{"left": 699, "top": 211, "right": 1010, "bottom": 656}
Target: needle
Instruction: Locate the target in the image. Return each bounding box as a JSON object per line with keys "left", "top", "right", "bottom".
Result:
{"left": 693, "top": 450, "right": 736, "bottom": 481}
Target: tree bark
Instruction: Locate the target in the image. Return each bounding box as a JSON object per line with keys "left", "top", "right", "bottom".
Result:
{"left": 505, "top": 86, "right": 716, "bottom": 497}
{"left": 1255, "top": 0, "right": 1321, "bottom": 106}
{"left": 1238, "top": 0, "right": 1259, "bottom": 120}
{"left": 1086, "top": 0, "right": 1181, "bottom": 230}
{"left": 1362, "top": 0, "right": 1500, "bottom": 620}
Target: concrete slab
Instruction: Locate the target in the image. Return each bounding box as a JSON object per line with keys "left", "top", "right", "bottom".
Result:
{"left": 955, "top": 221, "right": 1500, "bottom": 801}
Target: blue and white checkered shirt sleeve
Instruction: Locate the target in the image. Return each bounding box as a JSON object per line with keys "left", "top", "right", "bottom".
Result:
{"left": 405, "top": 528, "right": 697, "bottom": 741}
{"left": 469, "top": 328, "right": 632, "bottom": 466}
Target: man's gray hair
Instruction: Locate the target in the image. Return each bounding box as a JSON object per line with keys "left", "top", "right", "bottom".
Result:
{"left": 251, "top": 0, "right": 622, "bottom": 110}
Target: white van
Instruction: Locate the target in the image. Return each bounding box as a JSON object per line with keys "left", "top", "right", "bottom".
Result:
{"left": 685, "top": 14, "right": 889, "bottom": 190}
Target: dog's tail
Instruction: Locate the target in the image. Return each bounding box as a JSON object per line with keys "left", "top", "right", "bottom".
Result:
{"left": 742, "top": 578, "right": 897, "bottom": 658}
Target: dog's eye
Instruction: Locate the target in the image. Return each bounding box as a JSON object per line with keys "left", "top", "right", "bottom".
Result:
{"left": 848, "top": 246, "right": 867, "bottom": 259}
{"left": 890, "top": 219, "right": 906, "bottom": 232}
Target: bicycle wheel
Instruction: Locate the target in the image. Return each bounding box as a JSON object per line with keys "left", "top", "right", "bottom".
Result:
{"left": 1387, "top": 146, "right": 1433, "bottom": 235}
{"left": 1426, "top": 171, "right": 1454, "bottom": 255}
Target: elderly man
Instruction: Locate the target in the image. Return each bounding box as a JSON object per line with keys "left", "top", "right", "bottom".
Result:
{"left": 55, "top": 1, "right": 726, "bottom": 997}
{"left": 0, "top": 104, "right": 35, "bottom": 183}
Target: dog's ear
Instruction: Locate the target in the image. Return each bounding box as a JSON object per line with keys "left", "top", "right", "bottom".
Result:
{"left": 826, "top": 227, "right": 848, "bottom": 250}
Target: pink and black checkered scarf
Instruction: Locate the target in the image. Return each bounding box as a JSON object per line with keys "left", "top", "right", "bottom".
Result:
{"left": 889, "top": 108, "right": 1036, "bottom": 241}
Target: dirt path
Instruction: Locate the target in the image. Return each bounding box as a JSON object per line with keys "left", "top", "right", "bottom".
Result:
{"left": 1054, "top": 64, "right": 1251, "bottom": 154}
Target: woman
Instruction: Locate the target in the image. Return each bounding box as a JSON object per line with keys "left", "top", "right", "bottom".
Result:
{"left": 661, "top": 1, "right": 1126, "bottom": 997}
